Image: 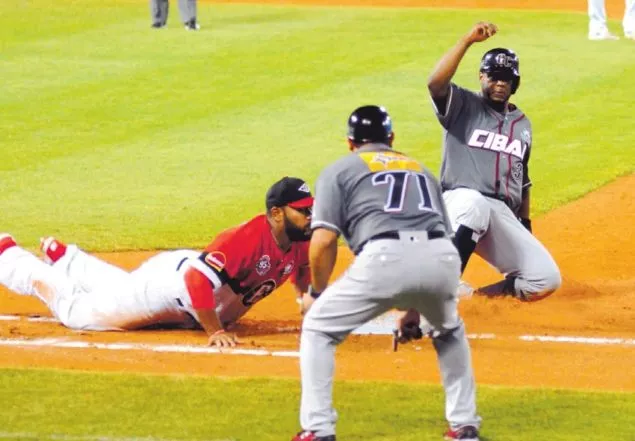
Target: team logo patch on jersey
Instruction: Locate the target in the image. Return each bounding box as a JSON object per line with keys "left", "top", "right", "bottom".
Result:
{"left": 512, "top": 162, "right": 523, "bottom": 182}
{"left": 359, "top": 152, "right": 422, "bottom": 172}
{"left": 521, "top": 129, "right": 532, "bottom": 148}
{"left": 467, "top": 129, "right": 527, "bottom": 159}
{"left": 283, "top": 260, "right": 295, "bottom": 276}
{"left": 205, "top": 251, "right": 227, "bottom": 272}
{"left": 255, "top": 255, "right": 272, "bottom": 276}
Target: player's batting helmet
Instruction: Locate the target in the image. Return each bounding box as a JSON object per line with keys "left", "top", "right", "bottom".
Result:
{"left": 480, "top": 48, "right": 521, "bottom": 94}
{"left": 347, "top": 105, "right": 393, "bottom": 144}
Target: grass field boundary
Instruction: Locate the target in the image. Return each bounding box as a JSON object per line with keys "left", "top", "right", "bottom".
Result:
{"left": 0, "top": 433, "right": 234, "bottom": 441}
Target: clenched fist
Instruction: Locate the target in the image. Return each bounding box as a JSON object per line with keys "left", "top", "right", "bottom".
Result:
{"left": 465, "top": 21, "right": 498, "bottom": 44}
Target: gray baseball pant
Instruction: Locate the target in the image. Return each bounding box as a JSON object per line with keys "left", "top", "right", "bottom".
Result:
{"left": 150, "top": 0, "right": 197, "bottom": 25}
{"left": 299, "top": 232, "right": 481, "bottom": 437}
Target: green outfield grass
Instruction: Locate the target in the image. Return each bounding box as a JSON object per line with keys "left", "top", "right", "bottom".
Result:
{"left": 0, "top": 367, "right": 633, "bottom": 441}
{"left": 1, "top": 1, "right": 633, "bottom": 251}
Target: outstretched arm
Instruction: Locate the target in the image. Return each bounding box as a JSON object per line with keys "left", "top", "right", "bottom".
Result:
{"left": 428, "top": 22, "right": 498, "bottom": 101}
{"left": 184, "top": 267, "right": 239, "bottom": 348}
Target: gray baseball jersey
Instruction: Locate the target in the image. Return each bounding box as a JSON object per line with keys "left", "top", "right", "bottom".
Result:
{"left": 433, "top": 83, "right": 532, "bottom": 212}
{"left": 300, "top": 143, "right": 480, "bottom": 436}
{"left": 311, "top": 144, "right": 452, "bottom": 253}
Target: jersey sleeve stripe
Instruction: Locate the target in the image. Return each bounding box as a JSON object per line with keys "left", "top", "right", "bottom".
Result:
{"left": 187, "top": 258, "right": 224, "bottom": 289}
{"left": 311, "top": 220, "right": 343, "bottom": 236}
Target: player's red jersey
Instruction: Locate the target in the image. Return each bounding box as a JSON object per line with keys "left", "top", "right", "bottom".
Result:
{"left": 188, "top": 214, "right": 309, "bottom": 326}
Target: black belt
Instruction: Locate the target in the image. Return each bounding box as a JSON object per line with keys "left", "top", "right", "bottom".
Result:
{"left": 355, "top": 230, "right": 446, "bottom": 255}
{"left": 481, "top": 192, "right": 513, "bottom": 208}
{"left": 442, "top": 186, "right": 514, "bottom": 210}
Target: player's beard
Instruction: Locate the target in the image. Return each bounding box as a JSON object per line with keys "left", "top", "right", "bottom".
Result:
{"left": 284, "top": 217, "right": 312, "bottom": 242}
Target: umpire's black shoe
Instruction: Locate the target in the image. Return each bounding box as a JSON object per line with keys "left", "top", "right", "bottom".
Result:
{"left": 291, "top": 431, "right": 336, "bottom": 441}
{"left": 184, "top": 19, "right": 200, "bottom": 30}
{"left": 151, "top": 22, "right": 166, "bottom": 28}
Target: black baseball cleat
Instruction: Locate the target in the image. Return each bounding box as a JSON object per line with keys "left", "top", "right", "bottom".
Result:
{"left": 184, "top": 19, "right": 200, "bottom": 30}
{"left": 291, "top": 431, "right": 336, "bottom": 441}
{"left": 151, "top": 22, "right": 166, "bottom": 28}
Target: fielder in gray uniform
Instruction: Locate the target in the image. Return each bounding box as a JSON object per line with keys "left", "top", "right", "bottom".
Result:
{"left": 291, "top": 106, "right": 481, "bottom": 441}
{"left": 150, "top": 0, "right": 199, "bottom": 30}
{"left": 428, "top": 22, "right": 561, "bottom": 302}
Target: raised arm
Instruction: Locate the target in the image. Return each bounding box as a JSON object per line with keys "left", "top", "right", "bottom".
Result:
{"left": 428, "top": 22, "right": 498, "bottom": 100}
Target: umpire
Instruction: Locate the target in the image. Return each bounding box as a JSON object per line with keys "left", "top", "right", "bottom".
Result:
{"left": 150, "top": 0, "right": 199, "bottom": 30}
{"left": 291, "top": 105, "right": 482, "bottom": 441}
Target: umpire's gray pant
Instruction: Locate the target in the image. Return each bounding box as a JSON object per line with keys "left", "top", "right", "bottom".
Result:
{"left": 150, "top": 0, "right": 196, "bottom": 25}
{"left": 299, "top": 232, "right": 481, "bottom": 437}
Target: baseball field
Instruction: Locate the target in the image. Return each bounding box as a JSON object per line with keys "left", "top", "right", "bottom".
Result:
{"left": 1, "top": 0, "right": 634, "bottom": 440}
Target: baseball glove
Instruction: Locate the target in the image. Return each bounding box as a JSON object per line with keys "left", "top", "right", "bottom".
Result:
{"left": 392, "top": 322, "right": 424, "bottom": 352}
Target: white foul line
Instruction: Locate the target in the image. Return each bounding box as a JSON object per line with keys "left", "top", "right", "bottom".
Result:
{"left": 519, "top": 335, "right": 635, "bottom": 345}
{"left": 0, "top": 331, "right": 633, "bottom": 359}
{"left": 0, "top": 337, "right": 298, "bottom": 357}
{"left": 1, "top": 314, "right": 633, "bottom": 355}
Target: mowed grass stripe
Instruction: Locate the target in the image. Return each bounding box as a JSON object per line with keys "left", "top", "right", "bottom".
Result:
{"left": 1, "top": 368, "right": 634, "bottom": 440}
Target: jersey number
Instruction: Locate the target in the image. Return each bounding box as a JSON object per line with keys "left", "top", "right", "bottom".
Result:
{"left": 371, "top": 170, "right": 437, "bottom": 213}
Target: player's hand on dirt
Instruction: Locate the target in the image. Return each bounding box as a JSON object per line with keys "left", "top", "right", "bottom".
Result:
{"left": 466, "top": 22, "right": 498, "bottom": 44}
{"left": 207, "top": 330, "right": 239, "bottom": 348}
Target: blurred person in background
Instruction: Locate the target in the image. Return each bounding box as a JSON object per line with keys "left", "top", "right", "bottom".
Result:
{"left": 151, "top": 0, "right": 200, "bottom": 30}
{"left": 588, "top": 0, "right": 635, "bottom": 40}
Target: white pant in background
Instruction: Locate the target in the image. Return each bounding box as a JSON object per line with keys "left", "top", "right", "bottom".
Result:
{"left": 588, "top": 0, "right": 635, "bottom": 35}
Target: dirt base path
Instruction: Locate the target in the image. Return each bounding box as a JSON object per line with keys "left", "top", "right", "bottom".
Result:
{"left": 2, "top": 174, "right": 633, "bottom": 391}
{"left": 209, "top": 0, "right": 626, "bottom": 20}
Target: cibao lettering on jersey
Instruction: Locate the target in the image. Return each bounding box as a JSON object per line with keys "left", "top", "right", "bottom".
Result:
{"left": 467, "top": 129, "right": 527, "bottom": 159}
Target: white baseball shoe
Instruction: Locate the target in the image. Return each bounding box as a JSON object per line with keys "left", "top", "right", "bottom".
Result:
{"left": 0, "top": 233, "right": 17, "bottom": 255}
{"left": 588, "top": 28, "right": 620, "bottom": 40}
{"left": 40, "top": 236, "right": 68, "bottom": 264}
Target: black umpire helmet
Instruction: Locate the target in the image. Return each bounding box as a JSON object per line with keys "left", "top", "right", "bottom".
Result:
{"left": 347, "top": 105, "right": 393, "bottom": 144}
{"left": 480, "top": 48, "right": 521, "bottom": 94}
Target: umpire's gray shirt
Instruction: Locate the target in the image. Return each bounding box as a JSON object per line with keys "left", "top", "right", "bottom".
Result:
{"left": 433, "top": 84, "right": 532, "bottom": 212}
{"left": 311, "top": 144, "right": 452, "bottom": 253}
